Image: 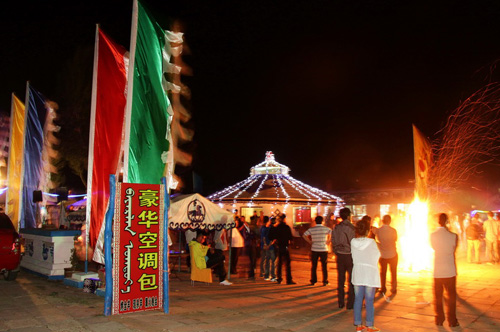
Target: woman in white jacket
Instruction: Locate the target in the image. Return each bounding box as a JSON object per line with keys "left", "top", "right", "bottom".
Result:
{"left": 351, "top": 216, "right": 381, "bottom": 332}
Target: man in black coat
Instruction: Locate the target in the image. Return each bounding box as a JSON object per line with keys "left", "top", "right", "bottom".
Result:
{"left": 269, "top": 214, "right": 296, "bottom": 285}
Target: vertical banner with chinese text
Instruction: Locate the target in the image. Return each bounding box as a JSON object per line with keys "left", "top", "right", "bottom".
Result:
{"left": 112, "top": 182, "right": 164, "bottom": 315}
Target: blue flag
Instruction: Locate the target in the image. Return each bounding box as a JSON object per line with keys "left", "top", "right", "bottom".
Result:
{"left": 20, "top": 84, "right": 47, "bottom": 229}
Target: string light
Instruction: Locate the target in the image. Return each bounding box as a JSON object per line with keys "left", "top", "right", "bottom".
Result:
{"left": 208, "top": 152, "right": 344, "bottom": 213}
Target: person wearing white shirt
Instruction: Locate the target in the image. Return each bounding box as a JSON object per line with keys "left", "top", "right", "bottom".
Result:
{"left": 430, "top": 213, "right": 459, "bottom": 328}
{"left": 230, "top": 216, "right": 244, "bottom": 275}
{"left": 483, "top": 211, "right": 499, "bottom": 264}
{"left": 351, "top": 216, "right": 381, "bottom": 332}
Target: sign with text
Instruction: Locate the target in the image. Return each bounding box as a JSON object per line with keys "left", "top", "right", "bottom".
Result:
{"left": 112, "top": 182, "right": 164, "bottom": 315}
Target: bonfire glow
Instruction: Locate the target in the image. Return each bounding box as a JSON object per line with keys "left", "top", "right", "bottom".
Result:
{"left": 398, "top": 196, "right": 433, "bottom": 272}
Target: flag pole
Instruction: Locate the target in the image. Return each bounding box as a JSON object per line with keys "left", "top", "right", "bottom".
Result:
{"left": 85, "top": 24, "right": 100, "bottom": 274}
{"left": 18, "top": 82, "right": 30, "bottom": 230}
{"left": 122, "top": 0, "right": 139, "bottom": 183}
{"left": 6, "top": 94, "right": 15, "bottom": 221}
{"left": 162, "top": 177, "right": 170, "bottom": 314}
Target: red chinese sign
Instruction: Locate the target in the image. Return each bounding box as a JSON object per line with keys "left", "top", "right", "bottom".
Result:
{"left": 112, "top": 182, "right": 164, "bottom": 315}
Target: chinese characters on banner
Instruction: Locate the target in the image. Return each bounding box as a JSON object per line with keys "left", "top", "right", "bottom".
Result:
{"left": 112, "top": 183, "right": 164, "bottom": 315}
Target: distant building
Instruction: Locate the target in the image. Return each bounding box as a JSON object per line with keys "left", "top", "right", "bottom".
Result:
{"left": 334, "top": 187, "right": 414, "bottom": 222}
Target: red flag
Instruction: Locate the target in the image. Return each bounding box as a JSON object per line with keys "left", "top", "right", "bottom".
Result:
{"left": 413, "top": 124, "right": 432, "bottom": 200}
{"left": 87, "top": 27, "right": 128, "bottom": 257}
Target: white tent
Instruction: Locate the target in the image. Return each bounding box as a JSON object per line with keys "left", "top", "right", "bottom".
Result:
{"left": 169, "top": 193, "right": 235, "bottom": 230}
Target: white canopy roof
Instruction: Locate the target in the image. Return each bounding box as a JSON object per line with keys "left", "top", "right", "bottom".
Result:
{"left": 168, "top": 193, "right": 235, "bottom": 230}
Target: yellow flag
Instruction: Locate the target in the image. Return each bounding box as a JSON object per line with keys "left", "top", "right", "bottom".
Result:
{"left": 413, "top": 125, "right": 432, "bottom": 200}
{"left": 6, "top": 94, "right": 25, "bottom": 231}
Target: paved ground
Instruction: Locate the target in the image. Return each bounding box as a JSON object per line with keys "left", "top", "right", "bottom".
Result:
{"left": 1, "top": 248, "right": 500, "bottom": 332}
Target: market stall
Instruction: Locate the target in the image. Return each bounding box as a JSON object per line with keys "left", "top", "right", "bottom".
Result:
{"left": 168, "top": 193, "right": 235, "bottom": 272}
{"left": 169, "top": 193, "right": 235, "bottom": 230}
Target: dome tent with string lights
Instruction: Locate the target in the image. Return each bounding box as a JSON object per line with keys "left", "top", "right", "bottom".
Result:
{"left": 208, "top": 152, "right": 344, "bottom": 235}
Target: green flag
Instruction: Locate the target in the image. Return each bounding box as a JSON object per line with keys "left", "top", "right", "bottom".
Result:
{"left": 123, "top": 0, "right": 173, "bottom": 184}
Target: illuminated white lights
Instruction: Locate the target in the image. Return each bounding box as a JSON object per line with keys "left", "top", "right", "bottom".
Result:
{"left": 251, "top": 174, "right": 268, "bottom": 199}
{"left": 208, "top": 152, "right": 345, "bottom": 211}
{"left": 250, "top": 151, "right": 290, "bottom": 176}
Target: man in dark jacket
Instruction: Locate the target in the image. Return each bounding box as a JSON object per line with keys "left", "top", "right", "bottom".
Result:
{"left": 239, "top": 216, "right": 257, "bottom": 279}
{"left": 269, "top": 214, "right": 296, "bottom": 285}
{"left": 332, "top": 207, "right": 356, "bottom": 309}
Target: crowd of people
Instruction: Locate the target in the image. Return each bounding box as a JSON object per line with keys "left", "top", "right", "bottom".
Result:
{"left": 228, "top": 211, "right": 296, "bottom": 284}
{"left": 183, "top": 207, "right": 495, "bottom": 331}
{"left": 462, "top": 211, "right": 500, "bottom": 265}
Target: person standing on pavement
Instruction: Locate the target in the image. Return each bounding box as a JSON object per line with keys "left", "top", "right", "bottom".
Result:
{"left": 375, "top": 215, "right": 398, "bottom": 295}
{"left": 250, "top": 210, "right": 259, "bottom": 228}
{"left": 302, "top": 216, "right": 332, "bottom": 286}
{"left": 269, "top": 214, "right": 296, "bottom": 285}
{"left": 332, "top": 207, "right": 356, "bottom": 309}
{"left": 239, "top": 216, "right": 257, "bottom": 279}
{"left": 352, "top": 216, "right": 381, "bottom": 332}
{"left": 465, "top": 217, "right": 481, "bottom": 264}
{"left": 430, "top": 213, "right": 459, "bottom": 328}
{"left": 230, "top": 216, "right": 244, "bottom": 275}
{"left": 483, "top": 211, "right": 499, "bottom": 265}
{"left": 214, "top": 228, "right": 228, "bottom": 252}
{"left": 260, "top": 216, "right": 277, "bottom": 281}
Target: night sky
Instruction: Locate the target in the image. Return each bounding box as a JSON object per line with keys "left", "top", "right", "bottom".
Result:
{"left": 2, "top": 0, "right": 500, "bottom": 195}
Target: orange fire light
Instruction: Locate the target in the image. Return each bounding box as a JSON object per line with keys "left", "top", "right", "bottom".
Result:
{"left": 397, "top": 196, "right": 433, "bottom": 272}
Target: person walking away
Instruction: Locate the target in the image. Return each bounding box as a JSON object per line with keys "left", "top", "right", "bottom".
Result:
{"left": 430, "top": 213, "right": 459, "bottom": 327}
{"left": 352, "top": 216, "right": 381, "bottom": 332}
{"left": 269, "top": 214, "right": 296, "bottom": 284}
{"left": 465, "top": 217, "right": 481, "bottom": 263}
{"left": 483, "top": 211, "right": 499, "bottom": 265}
{"left": 375, "top": 215, "right": 398, "bottom": 296}
{"left": 302, "top": 216, "right": 332, "bottom": 286}
{"left": 260, "top": 216, "right": 277, "bottom": 281}
{"left": 230, "top": 216, "right": 244, "bottom": 275}
{"left": 332, "top": 207, "right": 356, "bottom": 309}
